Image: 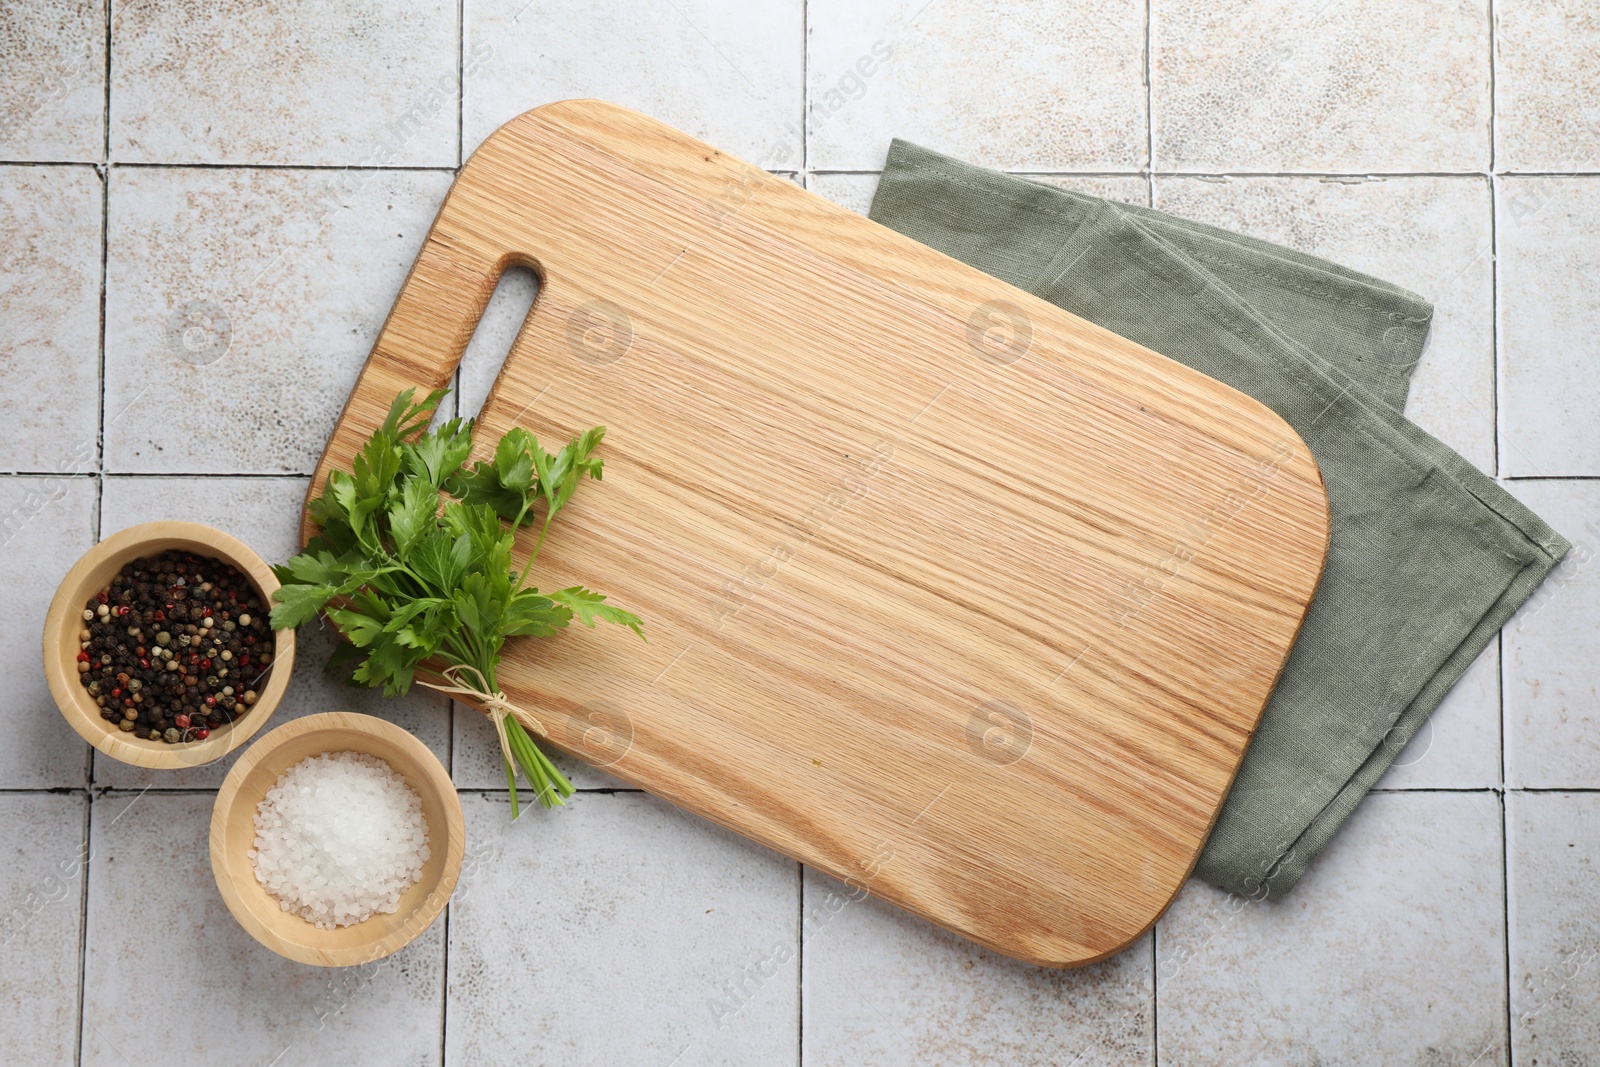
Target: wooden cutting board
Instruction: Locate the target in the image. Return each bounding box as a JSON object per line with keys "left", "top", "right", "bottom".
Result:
{"left": 307, "top": 100, "right": 1328, "bottom": 967}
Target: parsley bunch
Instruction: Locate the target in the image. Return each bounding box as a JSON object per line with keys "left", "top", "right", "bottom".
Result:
{"left": 269, "top": 388, "right": 643, "bottom": 816}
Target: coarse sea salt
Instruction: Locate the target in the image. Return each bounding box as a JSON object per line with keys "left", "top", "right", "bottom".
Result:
{"left": 248, "top": 750, "right": 430, "bottom": 929}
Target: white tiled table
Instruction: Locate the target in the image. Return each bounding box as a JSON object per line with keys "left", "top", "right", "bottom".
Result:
{"left": 2, "top": 2, "right": 1597, "bottom": 1063}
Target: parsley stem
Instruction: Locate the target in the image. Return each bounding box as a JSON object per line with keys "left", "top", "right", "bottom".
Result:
{"left": 514, "top": 507, "right": 555, "bottom": 594}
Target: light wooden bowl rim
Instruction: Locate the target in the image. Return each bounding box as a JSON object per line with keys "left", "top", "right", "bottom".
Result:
{"left": 209, "top": 711, "right": 465, "bottom": 967}
{"left": 41, "top": 520, "right": 296, "bottom": 769}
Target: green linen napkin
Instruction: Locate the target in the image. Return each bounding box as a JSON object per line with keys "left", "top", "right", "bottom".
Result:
{"left": 869, "top": 140, "right": 1570, "bottom": 899}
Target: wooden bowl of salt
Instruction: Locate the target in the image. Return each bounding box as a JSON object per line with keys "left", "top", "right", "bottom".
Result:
{"left": 210, "top": 712, "right": 465, "bottom": 966}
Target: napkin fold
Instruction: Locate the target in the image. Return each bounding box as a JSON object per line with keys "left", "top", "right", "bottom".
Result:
{"left": 869, "top": 141, "right": 1569, "bottom": 898}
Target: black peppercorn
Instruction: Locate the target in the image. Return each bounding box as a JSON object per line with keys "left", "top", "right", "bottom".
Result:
{"left": 75, "top": 549, "right": 276, "bottom": 746}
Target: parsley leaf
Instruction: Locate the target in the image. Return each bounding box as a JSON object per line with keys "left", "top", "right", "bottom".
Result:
{"left": 270, "top": 388, "right": 644, "bottom": 815}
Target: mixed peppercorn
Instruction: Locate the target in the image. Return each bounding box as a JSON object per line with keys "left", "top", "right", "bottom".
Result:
{"left": 76, "top": 550, "right": 276, "bottom": 744}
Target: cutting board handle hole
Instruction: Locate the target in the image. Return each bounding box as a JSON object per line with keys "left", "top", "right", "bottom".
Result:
{"left": 455, "top": 264, "right": 541, "bottom": 421}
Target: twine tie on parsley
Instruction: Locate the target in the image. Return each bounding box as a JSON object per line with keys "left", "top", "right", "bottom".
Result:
{"left": 421, "top": 663, "right": 549, "bottom": 770}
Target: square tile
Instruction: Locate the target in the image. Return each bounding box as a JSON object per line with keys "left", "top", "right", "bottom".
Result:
{"left": 103, "top": 166, "right": 453, "bottom": 474}
{"left": 95, "top": 475, "right": 451, "bottom": 789}
{"left": 1495, "top": 0, "right": 1600, "bottom": 171}
{"left": 81, "top": 792, "right": 446, "bottom": 1066}
{"left": 806, "top": 172, "right": 1148, "bottom": 218}
{"left": 1507, "top": 792, "right": 1600, "bottom": 1064}
{"left": 110, "top": 0, "right": 458, "bottom": 166}
{"left": 1502, "top": 479, "right": 1598, "bottom": 788}
{"left": 1498, "top": 177, "right": 1600, "bottom": 477}
{"left": 1152, "top": 0, "right": 1491, "bottom": 172}
{"left": 1375, "top": 638, "right": 1501, "bottom": 789}
{"left": 463, "top": 0, "right": 803, "bottom": 168}
{"left": 0, "top": 0, "right": 106, "bottom": 161}
{"left": 0, "top": 793, "right": 88, "bottom": 1065}
{"left": 805, "top": 172, "right": 880, "bottom": 217}
{"left": 0, "top": 475, "right": 96, "bottom": 788}
{"left": 1155, "top": 792, "right": 1506, "bottom": 1065}
{"left": 806, "top": 0, "right": 1146, "bottom": 171}
{"left": 801, "top": 870, "right": 1152, "bottom": 1066}
{"left": 1154, "top": 175, "right": 1496, "bottom": 470}
{"left": 445, "top": 791, "right": 799, "bottom": 1066}
{"left": 0, "top": 165, "right": 103, "bottom": 472}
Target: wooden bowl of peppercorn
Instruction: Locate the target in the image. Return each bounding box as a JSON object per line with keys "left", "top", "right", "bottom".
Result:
{"left": 42, "top": 521, "right": 295, "bottom": 769}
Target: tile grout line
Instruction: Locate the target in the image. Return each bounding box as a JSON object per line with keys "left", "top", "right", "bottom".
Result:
{"left": 1489, "top": 0, "right": 1499, "bottom": 175}
{"left": 31, "top": 471, "right": 308, "bottom": 480}
{"left": 456, "top": 0, "right": 465, "bottom": 171}
{"left": 1150, "top": 924, "right": 1159, "bottom": 1066}
{"left": 79, "top": 2, "right": 114, "bottom": 1059}
{"left": 800, "top": 0, "right": 809, "bottom": 177}
{"left": 24, "top": 159, "right": 467, "bottom": 172}
{"left": 798, "top": 3, "right": 809, "bottom": 1057}
{"left": 1499, "top": 633, "right": 1509, "bottom": 796}
{"left": 60, "top": 785, "right": 656, "bottom": 796}
{"left": 1144, "top": 0, "right": 1155, "bottom": 209}
{"left": 810, "top": 167, "right": 1600, "bottom": 178}
{"left": 1489, "top": 0, "right": 1502, "bottom": 483}
{"left": 1501, "top": 788, "right": 1515, "bottom": 1067}
{"left": 796, "top": 861, "right": 805, "bottom": 1067}
{"left": 439, "top": 902, "right": 451, "bottom": 1067}
{"left": 17, "top": 159, "right": 1600, "bottom": 178}
{"left": 100, "top": 0, "right": 110, "bottom": 167}
{"left": 43, "top": 783, "right": 1600, "bottom": 797}
{"left": 1488, "top": 8, "right": 1515, "bottom": 1061}
{"left": 73, "top": 788, "right": 93, "bottom": 1067}
{"left": 27, "top": 469, "right": 1590, "bottom": 482}
{"left": 1144, "top": 12, "right": 1158, "bottom": 1062}
{"left": 443, "top": 1, "right": 464, "bottom": 1057}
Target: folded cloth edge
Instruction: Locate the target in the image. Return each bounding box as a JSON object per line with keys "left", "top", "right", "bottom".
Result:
{"left": 866, "top": 139, "right": 1571, "bottom": 900}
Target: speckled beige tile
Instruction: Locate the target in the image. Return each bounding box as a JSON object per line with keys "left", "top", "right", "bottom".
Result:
{"left": 110, "top": 0, "right": 457, "bottom": 166}
{"left": 81, "top": 792, "right": 445, "bottom": 1066}
{"left": 0, "top": 475, "right": 95, "bottom": 788}
{"left": 807, "top": 0, "right": 1145, "bottom": 172}
{"left": 1375, "top": 639, "right": 1501, "bottom": 789}
{"left": 801, "top": 870, "right": 1151, "bottom": 1067}
{"left": 1507, "top": 792, "right": 1600, "bottom": 1064}
{"left": 0, "top": 793, "right": 88, "bottom": 1066}
{"left": 1496, "top": 0, "right": 1600, "bottom": 171}
{"left": 103, "top": 166, "right": 452, "bottom": 474}
{"left": 445, "top": 791, "right": 798, "bottom": 1066}
{"left": 1154, "top": 175, "right": 1496, "bottom": 471}
{"left": 0, "top": 165, "right": 103, "bottom": 472}
{"left": 94, "top": 474, "right": 452, "bottom": 789}
{"left": 1498, "top": 177, "right": 1600, "bottom": 477}
{"left": 1502, "top": 479, "right": 1597, "bottom": 788}
{"left": 805, "top": 172, "right": 881, "bottom": 217}
{"left": 462, "top": 0, "right": 803, "bottom": 167}
{"left": 1156, "top": 792, "right": 1507, "bottom": 1065}
{"left": 1152, "top": 0, "right": 1491, "bottom": 172}
{"left": 806, "top": 171, "right": 1148, "bottom": 218}
{"left": 0, "top": 0, "right": 105, "bottom": 161}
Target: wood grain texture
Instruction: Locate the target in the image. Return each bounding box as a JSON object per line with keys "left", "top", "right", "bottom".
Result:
{"left": 305, "top": 100, "right": 1329, "bottom": 967}
{"left": 210, "top": 712, "right": 465, "bottom": 967}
